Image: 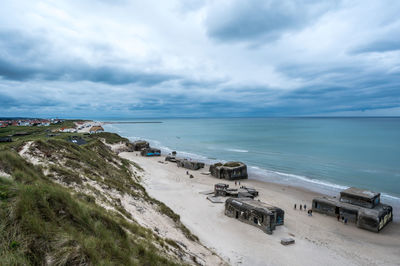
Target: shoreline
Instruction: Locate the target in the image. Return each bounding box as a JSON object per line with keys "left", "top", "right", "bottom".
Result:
{"left": 102, "top": 124, "right": 399, "bottom": 221}
{"left": 102, "top": 121, "right": 163, "bottom": 124}
{"left": 120, "top": 152, "right": 400, "bottom": 266}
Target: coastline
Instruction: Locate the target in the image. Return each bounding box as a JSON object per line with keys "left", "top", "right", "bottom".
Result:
{"left": 103, "top": 122, "right": 400, "bottom": 221}
{"left": 120, "top": 151, "right": 400, "bottom": 266}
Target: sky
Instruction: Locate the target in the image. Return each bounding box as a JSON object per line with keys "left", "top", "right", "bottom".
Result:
{"left": 1, "top": 0, "right": 400, "bottom": 118}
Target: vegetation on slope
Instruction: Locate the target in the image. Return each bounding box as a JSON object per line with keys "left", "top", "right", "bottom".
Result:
{"left": 0, "top": 120, "right": 83, "bottom": 143}
{"left": 0, "top": 121, "right": 200, "bottom": 265}
{"left": 28, "top": 138, "right": 198, "bottom": 241}
{"left": 0, "top": 151, "right": 178, "bottom": 265}
{"left": 89, "top": 132, "right": 130, "bottom": 144}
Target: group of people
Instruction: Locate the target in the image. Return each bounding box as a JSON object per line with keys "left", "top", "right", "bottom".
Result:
{"left": 337, "top": 214, "right": 348, "bottom": 224}
{"left": 294, "top": 203, "right": 307, "bottom": 210}
{"left": 294, "top": 203, "right": 313, "bottom": 216}
{"left": 186, "top": 171, "right": 194, "bottom": 179}
{"left": 234, "top": 181, "right": 241, "bottom": 186}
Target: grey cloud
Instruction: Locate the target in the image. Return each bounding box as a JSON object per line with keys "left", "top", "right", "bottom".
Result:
{"left": 0, "top": 57, "right": 178, "bottom": 86}
{"left": 1, "top": 0, "right": 400, "bottom": 118}
{"left": 0, "top": 28, "right": 224, "bottom": 88}
{"left": 70, "top": 66, "right": 179, "bottom": 86}
{"left": 351, "top": 39, "right": 400, "bottom": 54}
{"left": 179, "top": 78, "right": 225, "bottom": 89}
{"left": 0, "top": 59, "right": 35, "bottom": 81}
{"left": 0, "top": 93, "right": 19, "bottom": 108}
{"left": 206, "top": 0, "right": 337, "bottom": 43}
{"left": 0, "top": 29, "right": 179, "bottom": 86}
{"left": 0, "top": 90, "right": 62, "bottom": 109}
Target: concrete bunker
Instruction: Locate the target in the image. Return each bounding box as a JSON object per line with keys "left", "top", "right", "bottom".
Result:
{"left": 67, "top": 136, "right": 87, "bottom": 146}
{"left": 210, "top": 162, "right": 248, "bottom": 180}
{"left": 214, "top": 183, "right": 258, "bottom": 199}
{"left": 165, "top": 155, "right": 177, "bottom": 162}
{"left": 176, "top": 159, "right": 205, "bottom": 170}
{"left": 140, "top": 147, "right": 161, "bottom": 157}
{"left": 225, "top": 198, "right": 284, "bottom": 234}
{"left": 312, "top": 187, "right": 393, "bottom": 232}
{"left": 132, "top": 140, "right": 150, "bottom": 151}
{"left": 214, "top": 183, "right": 230, "bottom": 197}
{"left": 0, "top": 137, "right": 12, "bottom": 143}
{"left": 340, "top": 187, "right": 380, "bottom": 208}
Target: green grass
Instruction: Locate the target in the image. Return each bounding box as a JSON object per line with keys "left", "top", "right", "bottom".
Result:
{"left": 0, "top": 120, "right": 94, "bottom": 151}
{"left": 89, "top": 132, "right": 130, "bottom": 144}
{"left": 0, "top": 151, "right": 180, "bottom": 265}
{"left": 223, "top": 162, "right": 241, "bottom": 167}
{"left": 0, "top": 123, "right": 201, "bottom": 264}
{"left": 0, "top": 125, "right": 202, "bottom": 265}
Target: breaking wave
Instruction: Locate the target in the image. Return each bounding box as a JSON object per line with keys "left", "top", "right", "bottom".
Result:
{"left": 225, "top": 148, "right": 249, "bottom": 153}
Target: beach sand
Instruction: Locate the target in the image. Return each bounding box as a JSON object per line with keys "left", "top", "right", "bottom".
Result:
{"left": 120, "top": 152, "right": 400, "bottom": 266}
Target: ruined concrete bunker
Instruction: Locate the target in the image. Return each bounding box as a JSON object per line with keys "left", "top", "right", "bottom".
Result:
{"left": 210, "top": 162, "right": 248, "bottom": 180}
{"left": 132, "top": 140, "right": 150, "bottom": 151}
{"left": 225, "top": 198, "right": 284, "bottom": 234}
{"left": 312, "top": 187, "right": 392, "bottom": 232}
{"left": 214, "top": 183, "right": 258, "bottom": 199}
{"left": 140, "top": 147, "right": 161, "bottom": 157}
{"left": 176, "top": 159, "right": 205, "bottom": 170}
{"left": 165, "top": 155, "right": 177, "bottom": 162}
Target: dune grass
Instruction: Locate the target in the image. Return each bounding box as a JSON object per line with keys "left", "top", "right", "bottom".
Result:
{"left": 0, "top": 144, "right": 184, "bottom": 266}
{"left": 89, "top": 132, "right": 130, "bottom": 144}
{"left": 31, "top": 138, "right": 198, "bottom": 242}
{"left": 0, "top": 151, "right": 180, "bottom": 265}
{"left": 0, "top": 122, "right": 200, "bottom": 264}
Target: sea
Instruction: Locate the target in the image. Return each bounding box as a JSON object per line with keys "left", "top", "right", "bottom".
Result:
{"left": 102, "top": 117, "right": 400, "bottom": 220}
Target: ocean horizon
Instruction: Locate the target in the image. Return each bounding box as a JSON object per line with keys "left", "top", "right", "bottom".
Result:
{"left": 103, "top": 117, "right": 400, "bottom": 219}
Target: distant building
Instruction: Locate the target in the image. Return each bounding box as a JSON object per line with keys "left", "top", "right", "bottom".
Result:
{"left": 39, "top": 121, "right": 50, "bottom": 126}
{"left": 60, "top": 127, "right": 77, "bottom": 133}
{"left": 89, "top": 126, "right": 104, "bottom": 134}
{"left": 18, "top": 121, "right": 30, "bottom": 126}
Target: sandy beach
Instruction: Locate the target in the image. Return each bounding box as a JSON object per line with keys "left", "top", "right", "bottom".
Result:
{"left": 120, "top": 152, "right": 400, "bottom": 266}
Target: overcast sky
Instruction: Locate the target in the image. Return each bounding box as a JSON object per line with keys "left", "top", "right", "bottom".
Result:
{"left": 1, "top": 0, "right": 400, "bottom": 118}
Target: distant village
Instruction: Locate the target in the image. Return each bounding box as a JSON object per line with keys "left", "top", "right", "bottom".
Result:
{"left": 0, "top": 118, "right": 63, "bottom": 128}
{"left": 0, "top": 118, "right": 104, "bottom": 134}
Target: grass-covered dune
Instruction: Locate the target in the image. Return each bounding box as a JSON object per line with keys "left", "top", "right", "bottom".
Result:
{"left": 0, "top": 152, "right": 175, "bottom": 265}
{"left": 0, "top": 121, "right": 208, "bottom": 265}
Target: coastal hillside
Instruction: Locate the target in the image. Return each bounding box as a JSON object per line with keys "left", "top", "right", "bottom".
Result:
{"left": 0, "top": 123, "right": 223, "bottom": 265}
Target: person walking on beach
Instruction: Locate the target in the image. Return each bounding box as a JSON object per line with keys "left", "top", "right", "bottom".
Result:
{"left": 294, "top": 204, "right": 297, "bottom": 210}
{"left": 235, "top": 181, "right": 237, "bottom": 186}
{"left": 300, "top": 205, "right": 302, "bottom": 211}
{"left": 337, "top": 214, "right": 340, "bottom": 221}
{"left": 304, "top": 204, "right": 307, "bottom": 211}
{"left": 344, "top": 218, "right": 348, "bottom": 224}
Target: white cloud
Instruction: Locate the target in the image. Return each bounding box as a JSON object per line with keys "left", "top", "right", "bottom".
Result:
{"left": 0, "top": 0, "right": 399, "bottom": 117}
